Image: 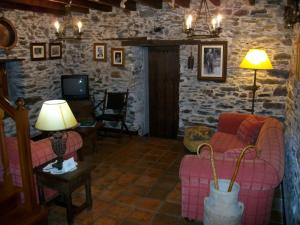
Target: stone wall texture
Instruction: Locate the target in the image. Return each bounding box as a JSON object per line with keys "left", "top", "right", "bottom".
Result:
{"left": 0, "top": 0, "right": 291, "bottom": 137}
{"left": 283, "top": 23, "right": 300, "bottom": 225}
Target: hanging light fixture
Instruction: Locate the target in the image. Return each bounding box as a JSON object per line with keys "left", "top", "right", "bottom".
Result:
{"left": 183, "top": 0, "right": 222, "bottom": 39}
{"left": 53, "top": 0, "right": 83, "bottom": 40}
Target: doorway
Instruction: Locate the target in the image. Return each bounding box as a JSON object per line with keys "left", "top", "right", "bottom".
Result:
{"left": 148, "top": 46, "right": 180, "bottom": 139}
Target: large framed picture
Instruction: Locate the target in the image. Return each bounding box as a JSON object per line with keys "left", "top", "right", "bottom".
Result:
{"left": 198, "top": 41, "right": 227, "bottom": 82}
{"left": 49, "top": 43, "right": 62, "bottom": 59}
{"left": 94, "top": 43, "right": 107, "bottom": 61}
{"left": 30, "top": 43, "right": 46, "bottom": 61}
{"left": 111, "top": 48, "right": 125, "bottom": 66}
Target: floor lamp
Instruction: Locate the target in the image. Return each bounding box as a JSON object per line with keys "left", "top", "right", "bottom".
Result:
{"left": 240, "top": 49, "right": 273, "bottom": 114}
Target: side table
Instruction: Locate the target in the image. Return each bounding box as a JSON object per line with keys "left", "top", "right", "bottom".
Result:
{"left": 36, "top": 160, "right": 95, "bottom": 225}
{"left": 75, "top": 122, "right": 103, "bottom": 160}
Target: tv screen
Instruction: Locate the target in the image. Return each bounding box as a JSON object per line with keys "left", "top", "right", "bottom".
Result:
{"left": 61, "top": 75, "right": 89, "bottom": 100}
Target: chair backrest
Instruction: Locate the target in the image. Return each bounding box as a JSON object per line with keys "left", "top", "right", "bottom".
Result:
{"left": 104, "top": 90, "right": 128, "bottom": 113}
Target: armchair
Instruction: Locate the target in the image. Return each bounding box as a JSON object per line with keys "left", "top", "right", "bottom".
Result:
{"left": 179, "top": 112, "right": 284, "bottom": 225}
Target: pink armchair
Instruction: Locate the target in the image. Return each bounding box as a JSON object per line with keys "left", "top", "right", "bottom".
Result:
{"left": 1, "top": 131, "right": 82, "bottom": 200}
{"left": 179, "top": 112, "right": 284, "bottom": 225}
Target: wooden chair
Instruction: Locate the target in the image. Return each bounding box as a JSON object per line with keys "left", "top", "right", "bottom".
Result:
{"left": 94, "top": 89, "right": 129, "bottom": 135}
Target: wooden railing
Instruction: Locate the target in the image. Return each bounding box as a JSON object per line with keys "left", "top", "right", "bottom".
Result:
{"left": 0, "top": 96, "right": 38, "bottom": 211}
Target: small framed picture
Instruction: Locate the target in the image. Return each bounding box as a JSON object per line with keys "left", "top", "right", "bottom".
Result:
{"left": 49, "top": 43, "right": 62, "bottom": 59}
{"left": 94, "top": 43, "right": 107, "bottom": 61}
{"left": 30, "top": 43, "right": 46, "bottom": 61}
{"left": 198, "top": 41, "right": 227, "bottom": 82}
{"left": 111, "top": 48, "right": 125, "bottom": 66}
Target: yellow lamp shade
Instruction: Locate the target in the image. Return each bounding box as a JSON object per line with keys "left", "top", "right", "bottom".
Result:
{"left": 240, "top": 49, "right": 273, "bottom": 70}
{"left": 35, "top": 100, "right": 78, "bottom": 131}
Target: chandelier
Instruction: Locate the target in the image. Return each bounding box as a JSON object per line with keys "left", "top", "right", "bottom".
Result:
{"left": 183, "top": 0, "right": 222, "bottom": 39}
{"left": 54, "top": 1, "right": 83, "bottom": 40}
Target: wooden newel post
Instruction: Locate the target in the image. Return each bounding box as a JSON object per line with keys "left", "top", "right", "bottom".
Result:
{"left": 15, "top": 97, "right": 38, "bottom": 211}
{"left": 0, "top": 108, "right": 13, "bottom": 187}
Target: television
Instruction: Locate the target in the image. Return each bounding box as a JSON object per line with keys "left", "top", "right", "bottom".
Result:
{"left": 61, "top": 75, "right": 89, "bottom": 100}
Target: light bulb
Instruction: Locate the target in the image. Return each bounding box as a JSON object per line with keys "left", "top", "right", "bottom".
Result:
{"left": 54, "top": 21, "right": 60, "bottom": 33}
{"left": 77, "top": 21, "right": 82, "bottom": 33}
{"left": 212, "top": 18, "right": 217, "bottom": 30}
{"left": 186, "top": 15, "right": 193, "bottom": 30}
{"left": 216, "top": 14, "right": 222, "bottom": 28}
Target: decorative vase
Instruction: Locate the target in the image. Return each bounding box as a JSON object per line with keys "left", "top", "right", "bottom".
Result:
{"left": 204, "top": 179, "right": 244, "bottom": 225}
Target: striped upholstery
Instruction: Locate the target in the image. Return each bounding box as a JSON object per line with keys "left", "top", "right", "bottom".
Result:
{"left": 179, "top": 112, "right": 284, "bottom": 225}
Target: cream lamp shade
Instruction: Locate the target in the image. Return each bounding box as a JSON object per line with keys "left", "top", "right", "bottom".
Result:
{"left": 35, "top": 100, "right": 78, "bottom": 131}
{"left": 240, "top": 49, "right": 273, "bottom": 70}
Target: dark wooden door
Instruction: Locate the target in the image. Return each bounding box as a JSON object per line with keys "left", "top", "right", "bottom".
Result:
{"left": 148, "top": 46, "right": 179, "bottom": 139}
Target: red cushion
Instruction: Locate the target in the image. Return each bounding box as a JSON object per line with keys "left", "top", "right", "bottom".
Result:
{"left": 237, "top": 116, "right": 264, "bottom": 144}
{"left": 210, "top": 132, "right": 245, "bottom": 153}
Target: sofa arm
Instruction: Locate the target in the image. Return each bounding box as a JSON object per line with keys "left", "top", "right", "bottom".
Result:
{"left": 31, "top": 131, "right": 83, "bottom": 168}
{"left": 180, "top": 153, "right": 281, "bottom": 190}
{"left": 217, "top": 112, "right": 249, "bottom": 134}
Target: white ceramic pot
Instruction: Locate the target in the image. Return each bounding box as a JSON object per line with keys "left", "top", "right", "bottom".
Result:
{"left": 204, "top": 179, "right": 244, "bottom": 225}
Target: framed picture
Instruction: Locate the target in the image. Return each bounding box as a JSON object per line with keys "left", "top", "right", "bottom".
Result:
{"left": 111, "top": 48, "right": 125, "bottom": 66}
{"left": 198, "top": 41, "right": 227, "bottom": 82}
{"left": 94, "top": 43, "right": 107, "bottom": 61}
{"left": 49, "top": 43, "right": 62, "bottom": 59}
{"left": 30, "top": 43, "right": 46, "bottom": 61}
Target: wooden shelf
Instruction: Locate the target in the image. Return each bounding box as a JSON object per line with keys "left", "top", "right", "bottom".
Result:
{"left": 0, "top": 58, "right": 25, "bottom": 63}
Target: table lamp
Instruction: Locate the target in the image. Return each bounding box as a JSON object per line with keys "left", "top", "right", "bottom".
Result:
{"left": 35, "top": 100, "right": 78, "bottom": 170}
{"left": 240, "top": 49, "right": 273, "bottom": 114}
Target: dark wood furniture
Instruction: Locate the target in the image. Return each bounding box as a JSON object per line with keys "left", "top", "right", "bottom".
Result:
{"left": 36, "top": 160, "right": 94, "bottom": 225}
{"left": 94, "top": 89, "right": 130, "bottom": 135}
{"left": 68, "top": 100, "right": 102, "bottom": 159}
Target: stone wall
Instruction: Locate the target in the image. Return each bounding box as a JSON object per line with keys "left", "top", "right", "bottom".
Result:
{"left": 0, "top": 10, "right": 63, "bottom": 136}
{"left": 0, "top": 0, "right": 292, "bottom": 136}
{"left": 283, "top": 23, "right": 300, "bottom": 225}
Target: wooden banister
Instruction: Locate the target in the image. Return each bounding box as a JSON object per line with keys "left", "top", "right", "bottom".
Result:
{"left": 0, "top": 107, "right": 13, "bottom": 187}
{"left": 0, "top": 96, "right": 38, "bottom": 211}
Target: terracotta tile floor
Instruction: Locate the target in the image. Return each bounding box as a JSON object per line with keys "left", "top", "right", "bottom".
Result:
{"left": 47, "top": 136, "right": 284, "bottom": 225}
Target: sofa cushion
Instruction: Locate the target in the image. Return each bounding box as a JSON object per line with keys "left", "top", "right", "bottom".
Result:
{"left": 237, "top": 116, "right": 264, "bottom": 144}
{"left": 224, "top": 147, "right": 257, "bottom": 160}
{"left": 210, "top": 132, "right": 245, "bottom": 153}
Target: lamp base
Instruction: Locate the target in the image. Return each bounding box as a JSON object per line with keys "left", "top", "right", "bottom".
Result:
{"left": 50, "top": 132, "right": 67, "bottom": 170}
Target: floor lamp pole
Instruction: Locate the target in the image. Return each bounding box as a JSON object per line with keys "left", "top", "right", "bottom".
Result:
{"left": 251, "top": 69, "right": 258, "bottom": 114}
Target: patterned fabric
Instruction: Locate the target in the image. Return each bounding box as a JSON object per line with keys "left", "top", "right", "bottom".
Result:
{"left": 209, "top": 132, "right": 245, "bottom": 153}
{"left": 224, "top": 147, "right": 257, "bottom": 160}
{"left": 236, "top": 116, "right": 265, "bottom": 144}
{"left": 1, "top": 131, "right": 83, "bottom": 202}
{"left": 183, "top": 126, "right": 214, "bottom": 152}
{"left": 179, "top": 113, "right": 284, "bottom": 225}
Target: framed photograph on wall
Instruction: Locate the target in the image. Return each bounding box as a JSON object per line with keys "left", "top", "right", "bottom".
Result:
{"left": 111, "top": 48, "right": 125, "bottom": 66}
{"left": 49, "top": 43, "right": 62, "bottom": 59}
{"left": 30, "top": 43, "right": 46, "bottom": 61}
{"left": 198, "top": 41, "right": 227, "bottom": 82}
{"left": 94, "top": 43, "right": 107, "bottom": 61}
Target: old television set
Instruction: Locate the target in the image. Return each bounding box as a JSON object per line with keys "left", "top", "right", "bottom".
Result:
{"left": 61, "top": 75, "right": 89, "bottom": 100}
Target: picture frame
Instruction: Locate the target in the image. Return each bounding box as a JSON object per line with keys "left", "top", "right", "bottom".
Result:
{"left": 94, "top": 43, "right": 107, "bottom": 61}
{"left": 198, "top": 41, "right": 227, "bottom": 82}
{"left": 49, "top": 43, "right": 62, "bottom": 59}
{"left": 111, "top": 48, "right": 125, "bottom": 67}
{"left": 30, "top": 43, "right": 46, "bottom": 61}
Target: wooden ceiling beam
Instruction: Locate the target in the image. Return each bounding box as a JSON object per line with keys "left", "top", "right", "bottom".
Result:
{"left": 96, "top": 0, "right": 137, "bottom": 11}
{"left": 0, "top": 1, "right": 65, "bottom": 15}
{"left": 134, "top": 0, "right": 162, "bottom": 9}
{"left": 2, "top": 0, "right": 89, "bottom": 14}
{"left": 174, "top": 0, "right": 190, "bottom": 8}
{"left": 49, "top": 0, "right": 112, "bottom": 12}
{"left": 209, "top": 0, "right": 220, "bottom": 6}
{"left": 249, "top": 0, "right": 255, "bottom": 5}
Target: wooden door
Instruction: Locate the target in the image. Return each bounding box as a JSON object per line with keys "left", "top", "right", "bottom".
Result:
{"left": 148, "top": 46, "right": 179, "bottom": 139}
